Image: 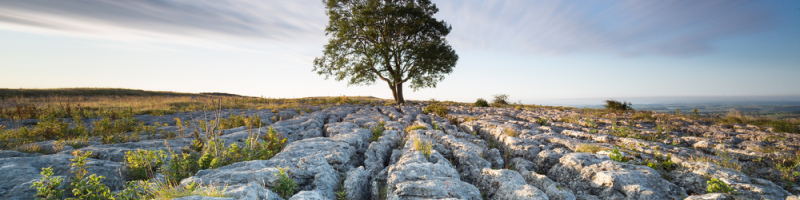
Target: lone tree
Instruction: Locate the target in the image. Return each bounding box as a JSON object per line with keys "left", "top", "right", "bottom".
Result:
{"left": 313, "top": 0, "right": 458, "bottom": 104}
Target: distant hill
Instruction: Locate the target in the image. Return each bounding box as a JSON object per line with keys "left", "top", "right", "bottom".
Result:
{"left": 0, "top": 88, "right": 246, "bottom": 99}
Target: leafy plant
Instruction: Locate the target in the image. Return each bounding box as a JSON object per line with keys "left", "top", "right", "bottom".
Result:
{"left": 69, "top": 150, "right": 115, "bottom": 200}
{"left": 414, "top": 138, "right": 433, "bottom": 159}
{"left": 274, "top": 167, "right": 297, "bottom": 199}
{"left": 162, "top": 152, "right": 200, "bottom": 186}
{"left": 707, "top": 178, "right": 735, "bottom": 194}
{"left": 125, "top": 149, "right": 167, "bottom": 181}
{"left": 371, "top": 121, "right": 385, "bottom": 142}
{"left": 536, "top": 118, "right": 549, "bottom": 126}
{"left": 608, "top": 147, "right": 625, "bottom": 162}
{"left": 31, "top": 167, "right": 64, "bottom": 200}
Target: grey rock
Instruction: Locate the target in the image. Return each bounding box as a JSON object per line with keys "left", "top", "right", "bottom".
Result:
{"left": 344, "top": 167, "right": 369, "bottom": 200}
{"left": 547, "top": 153, "right": 685, "bottom": 200}
{"left": 475, "top": 169, "right": 548, "bottom": 200}
{"left": 509, "top": 157, "right": 538, "bottom": 173}
{"left": 521, "top": 171, "right": 576, "bottom": 200}
{"left": 288, "top": 190, "right": 326, "bottom": 200}
{"left": 683, "top": 193, "right": 735, "bottom": 200}
{"left": 172, "top": 196, "right": 237, "bottom": 200}
{"left": 0, "top": 154, "right": 125, "bottom": 200}
{"left": 485, "top": 148, "right": 504, "bottom": 169}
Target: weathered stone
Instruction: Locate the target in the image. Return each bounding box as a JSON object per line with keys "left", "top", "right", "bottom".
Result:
{"left": 344, "top": 167, "right": 369, "bottom": 200}
{"left": 485, "top": 148, "right": 504, "bottom": 169}
{"left": 548, "top": 153, "right": 686, "bottom": 200}
{"left": 475, "top": 169, "right": 548, "bottom": 200}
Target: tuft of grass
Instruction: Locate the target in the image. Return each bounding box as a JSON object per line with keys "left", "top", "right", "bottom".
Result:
{"left": 414, "top": 138, "right": 433, "bottom": 159}
{"left": 405, "top": 125, "right": 428, "bottom": 132}
{"left": 504, "top": 128, "right": 518, "bottom": 137}
{"left": 145, "top": 180, "right": 228, "bottom": 200}
{"left": 576, "top": 144, "right": 607, "bottom": 153}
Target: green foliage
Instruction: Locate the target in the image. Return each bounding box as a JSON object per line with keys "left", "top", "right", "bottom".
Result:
{"left": 405, "top": 125, "right": 428, "bottom": 132}
{"left": 536, "top": 118, "right": 549, "bottom": 126}
{"left": 274, "top": 167, "right": 297, "bottom": 199}
{"left": 162, "top": 152, "right": 200, "bottom": 186}
{"left": 69, "top": 150, "right": 115, "bottom": 200}
{"left": 423, "top": 100, "right": 449, "bottom": 117}
{"left": 604, "top": 100, "right": 632, "bottom": 111}
{"left": 115, "top": 181, "right": 148, "bottom": 200}
{"left": 492, "top": 94, "right": 509, "bottom": 107}
{"left": 474, "top": 98, "right": 489, "bottom": 107}
{"left": 371, "top": 121, "right": 385, "bottom": 142}
{"left": 609, "top": 147, "right": 625, "bottom": 162}
{"left": 707, "top": 178, "right": 735, "bottom": 194}
{"left": 314, "top": 0, "right": 458, "bottom": 104}
{"left": 772, "top": 151, "right": 800, "bottom": 189}
{"left": 414, "top": 138, "right": 433, "bottom": 158}
{"left": 125, "top": 149, "right": 167, "bottom": 181}
{"left": 31, "top": 167, "right": 64, "bottom": 200}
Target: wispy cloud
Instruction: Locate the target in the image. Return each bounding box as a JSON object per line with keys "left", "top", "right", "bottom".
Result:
{"left": 435, "top": 0, "right": 775, "bottom": 56}
{"left": 0, "top": 0, "right": 777, "bottom": 57}
{"left": 0, "top": 0, "right": 327, "bottom": 48}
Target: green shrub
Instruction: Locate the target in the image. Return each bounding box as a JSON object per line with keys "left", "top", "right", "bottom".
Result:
{"left": 69, "top": 150, "right": 115, "bottom": 200}
{"left": 31, "top": 167, "right": 64, "bottom": 200}
{"left": 536, "top": 118, "right": 549, "bottom": 126}
{"left": 707, "top": 178, "right": 735, "bottom": 194}
{"left": 125, "top": 149, "right": 167, "bottom": 181}
{"left": 162, "top": 152, "right": 200, "bottom": 185}
{"left": 608, "top": 147, "right": 625, "bottom": 162}
{"left": 603, "top": 100, "right": 632, "bottom": 111}
{"left": 274, "top": 167, "right": 297, "bottom": 199}
{"left": 492, "top": 94, "right": 509, "bottom": 107}
{"left": 423, "top": 100, "right": 449, "bottom": 117}
{"left": 371, "top": 121, "right": 385, "bottom": 142}
{"left": 474, "top": 98, "right": 489, "bottom": 107}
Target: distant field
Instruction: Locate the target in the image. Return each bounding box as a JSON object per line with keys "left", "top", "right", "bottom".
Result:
{"left": 0, "top": 88, "right": 388, "bottom": 120}
{"left": 632, "top": 103, "right": 800, "bottom": 120}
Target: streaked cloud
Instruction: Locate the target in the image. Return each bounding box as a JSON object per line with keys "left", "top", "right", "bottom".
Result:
{"left": 0, "top": 0, "right": 327, "bottom": 48}
{"left": 0, "top": 0, "right": 777, "bottom": 57}
{"left": 435, "top": 0, "right": 775, "bottom": 56}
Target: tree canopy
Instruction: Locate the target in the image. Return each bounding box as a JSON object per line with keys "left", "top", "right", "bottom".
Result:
{"left": 313, "top": 0, "right": 458, "bottom": 104}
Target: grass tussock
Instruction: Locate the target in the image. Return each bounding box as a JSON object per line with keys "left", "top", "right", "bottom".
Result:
{"left": 504, "top": 128, "right": 518, "bottom": 137}
{"left": 414, "top": 138, "right": 433, "bottom": 158}
{"left": 405, "top": 125, "right": 428, "bottom": 132}
{"left": 576, "top": 144, "right": 608, "bottom": 154}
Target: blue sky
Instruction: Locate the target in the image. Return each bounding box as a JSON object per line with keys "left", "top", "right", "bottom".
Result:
{"left": 0, "top": 0, "right": 798, "bottom": 105}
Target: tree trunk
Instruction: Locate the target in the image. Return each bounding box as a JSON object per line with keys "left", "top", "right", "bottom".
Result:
{"left": 388, "top": 82, "right": 398, "bottom": 103}
{"left": 395, "top": 82, "right": 405, "bottom": 104}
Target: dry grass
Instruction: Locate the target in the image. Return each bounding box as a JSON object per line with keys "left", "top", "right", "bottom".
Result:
{"left": 504, "top": 127, "right": 519, "bottom": 137}
{"left": 576, "top": 144, "right": 608, "bottom": 153}
{"left": 414, "top": 138, "right": 432, "bottom": 158}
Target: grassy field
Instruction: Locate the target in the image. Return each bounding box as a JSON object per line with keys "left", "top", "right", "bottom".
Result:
{"left": 0, "top": 88, "right": 387, "bottom": 120}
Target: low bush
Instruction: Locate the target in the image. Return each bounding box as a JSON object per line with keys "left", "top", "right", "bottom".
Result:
{"left": 70, "top": 150, "right": 115, "bottom": 200}
{"left": 274, "top": 167, "right": 297, "bottom": 199}
{"left": 474, "top": 98, "right": 489, "bottom": 107}
{"left": 371, "top": 121, "right": 385, "bottom": 142}
{"left": 608, "top": 147, "right": 626, "bottom": 162}
{"left": 423, "top": 100, "right": 449, "bottom": 117}
{"left": 491, "top": 94, "right": 509, "bottom": 107}
{"left": 30, "top": 167, "right": 64, "bottom": 200}
{"left": 604, "top": 100, "right": 632, "bottom": 112}
{"left": 125, "top": 149, "right": 167, "bottom": 180}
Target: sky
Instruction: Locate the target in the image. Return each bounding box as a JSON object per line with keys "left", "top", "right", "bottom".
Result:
{"left": 0, "top": 0, "right": 799, "bottom": 105}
